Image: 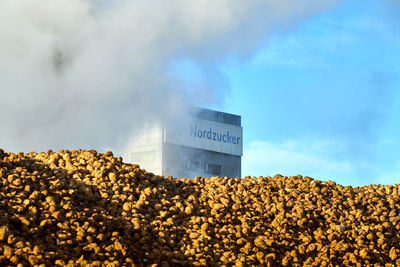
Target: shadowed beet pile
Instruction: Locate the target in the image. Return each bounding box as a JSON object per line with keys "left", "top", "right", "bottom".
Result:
{"left": 0, "top": 149, "right": 399, "bottom": 266}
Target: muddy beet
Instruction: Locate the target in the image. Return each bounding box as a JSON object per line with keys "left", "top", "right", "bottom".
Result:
{"left": 0, "top": 149, "right": 399, "bottom": 266}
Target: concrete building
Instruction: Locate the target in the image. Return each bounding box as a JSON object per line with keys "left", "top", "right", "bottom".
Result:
{"left": 127, "top": 107, "right": 242, "bottom": 178}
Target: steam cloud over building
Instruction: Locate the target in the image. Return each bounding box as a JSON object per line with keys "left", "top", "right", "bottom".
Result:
{"left": 0, "top": 0, "right": 338, "bottom": 154}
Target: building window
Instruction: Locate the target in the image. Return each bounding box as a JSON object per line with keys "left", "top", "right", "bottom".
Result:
{"left": 186, "top": 160, "right": 199, "bottom": 171}
{"left": 204, "top": 163, "right": 222, "bottom": 175}
{"left": 133, "top": 151, "right": 156, "bottom": 161}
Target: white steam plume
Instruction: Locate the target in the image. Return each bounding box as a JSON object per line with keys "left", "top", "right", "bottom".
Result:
{"left": 0, "top": 0, "right": 338, "bottom": 153}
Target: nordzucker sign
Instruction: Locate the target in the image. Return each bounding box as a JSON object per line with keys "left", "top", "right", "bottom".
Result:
{"left": 164, "top": 118, "right": 243, "bottom": 156}
{"left": 190, "top": 125, "right": 241, "bottom": 145}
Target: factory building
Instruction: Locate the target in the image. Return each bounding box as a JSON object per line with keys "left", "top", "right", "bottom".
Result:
{"left": 127, "top": 107, "right": 242, "bottom": 178}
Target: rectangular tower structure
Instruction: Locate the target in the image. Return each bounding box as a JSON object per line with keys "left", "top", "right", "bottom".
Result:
{"left": 127, "top": 107, "right": 242, "bottom": 178}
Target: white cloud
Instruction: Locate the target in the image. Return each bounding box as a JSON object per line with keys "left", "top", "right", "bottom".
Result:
{"left": 251, "top": 22, "right": 358, "bottom": 68}
{"left": 251, "top": 37, "right": 322, "bottom": 68}
{"left": 375, "top": 170, "right": 400, "bottom": 186}
{"left": 372, "top": 147, "right": 400, "bottom": 186}
{"left": 242, "top": 138, "right": 400, "bottom": 186}
{"left": 243, "top": 138, "right": 356, "bottom": 181}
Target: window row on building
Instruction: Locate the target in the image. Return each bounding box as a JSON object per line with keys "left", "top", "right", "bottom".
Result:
{"left": 186, "top": 160, "right": 222, "bottom": 175}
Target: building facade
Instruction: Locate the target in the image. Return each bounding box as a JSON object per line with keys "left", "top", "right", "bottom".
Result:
{"left": 127, "top": 107, "right": 242, "bottom": 178}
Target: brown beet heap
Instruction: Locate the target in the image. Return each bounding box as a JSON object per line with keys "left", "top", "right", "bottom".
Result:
{"left": 0, "top": 149, "right": 399, "bottom": 266}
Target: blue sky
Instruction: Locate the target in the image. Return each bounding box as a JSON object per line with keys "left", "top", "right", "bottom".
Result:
{"left": 200, "top": 0, "right": 400, "bottom": 186}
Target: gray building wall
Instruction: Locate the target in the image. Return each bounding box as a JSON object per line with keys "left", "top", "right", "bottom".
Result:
{"left": 162, "top": 143, "right": 241, "bottom": 179}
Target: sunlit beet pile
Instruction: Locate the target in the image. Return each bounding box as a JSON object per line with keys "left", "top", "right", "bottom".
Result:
{"left": 0, "top": 149, "right": 400, "bottom": 266}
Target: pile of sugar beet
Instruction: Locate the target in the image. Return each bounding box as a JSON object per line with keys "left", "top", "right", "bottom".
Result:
{"left": 0, "top": 149, "right": 399, "bottom": 266}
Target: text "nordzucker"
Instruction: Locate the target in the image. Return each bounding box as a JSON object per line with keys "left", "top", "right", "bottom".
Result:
{"left": 190, "top": 125, "right": 241, "bottom": 145}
